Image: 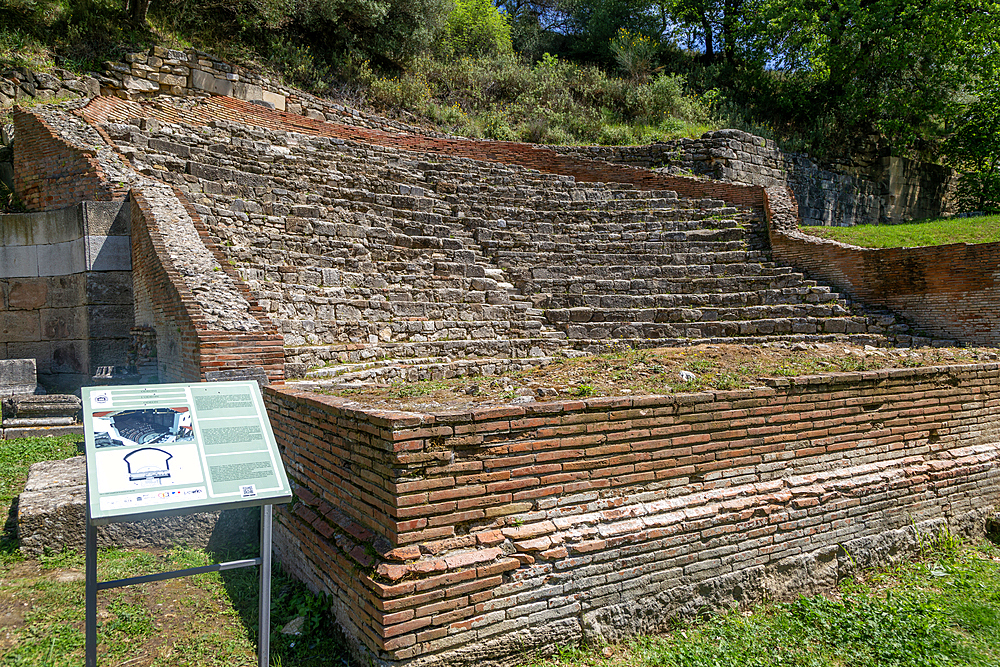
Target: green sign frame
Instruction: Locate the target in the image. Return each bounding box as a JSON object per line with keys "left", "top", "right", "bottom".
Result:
{"left": 82, "top": 381, "right": 291, "bottom": 525}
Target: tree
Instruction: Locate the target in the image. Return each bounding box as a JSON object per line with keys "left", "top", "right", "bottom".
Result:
{"left": 442, "top": 0, "right": 514, "bottom": 57}
{"left": 123, "top": 0, "right": 151, "bottom": 24}
{"left": 944, "top": 80, "right": 1000, "bottom": 213}
{"left": 754, "top": 0, "right": 1000, "bottom": 151}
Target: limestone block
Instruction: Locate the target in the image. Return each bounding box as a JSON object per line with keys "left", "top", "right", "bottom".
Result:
{"left": 85, "top": 236, "right": 132, "bottom": 271}
{"left": 0, "top": 311, "right": 41, "bottom": 343}
{"left": 0, "top": 245, "right": 38, "bottom": 278}
{"left": 41, "top": 306, "right": 86, "bottom": 340}
{"left": 122, "top": 75, "right": 158, "bottom": 92}
{"left": 231, "top": 82, "right": 263, "bottom": 102}
{"left": 159, "top": 74, "right": 187, "bottom": 86}
{"left": 0, "top": 359, "right": 38, "bottom": 396}
{"left": 7, "top": 279, "right": 48, "bottom": 310}
{"left": 1, "top": 393, "right": 80, "bottom": 421}
{"left": 190, "top": 68, "right": 215, "bottom": 92}
{"left": 18, "top": 457, "right": 259, "bottom": 555}
{"left": 261, "top": 90, "right": 286, "bottom": 111}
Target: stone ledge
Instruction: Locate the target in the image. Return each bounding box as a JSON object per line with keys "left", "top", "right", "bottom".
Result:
{"left": 17, "top": 457, "right": 257, "bottom": 556}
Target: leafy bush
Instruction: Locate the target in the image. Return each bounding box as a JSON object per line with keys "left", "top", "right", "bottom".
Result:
{"left": 609, "top": 27, "right": 657, "bottom": 80}
{"left": 442, "top": 0, "right": 513, "bottom": 58}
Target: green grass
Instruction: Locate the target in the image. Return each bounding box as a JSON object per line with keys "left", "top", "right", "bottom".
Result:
{"left": 0, "top": 434, "right": 81, "bottom": 562}
{"left": 801, "top": 215, "right": 1000, "bottom": 248}
{"left": 3, "top": 436, "right": 1000, "bottom": 667}
{"left": 531, "top": 537, "right": 1000, "bottom": 667}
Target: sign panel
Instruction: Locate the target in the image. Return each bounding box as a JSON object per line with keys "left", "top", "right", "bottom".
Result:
{"left": 83, "top": 381, "right": 291, "bottom": 525}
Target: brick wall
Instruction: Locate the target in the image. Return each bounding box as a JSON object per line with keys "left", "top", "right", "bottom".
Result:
{"left": 11, "top": 109, "right": 123, "bottom": 212}
{"left": 264, "top": 365, "right": 1000, "bottom": 667}
{"left": 129, "top": 191, "right": 285, "bottom": 383}
{"left": 769, "top": 223, "right": 1000, "bottom": 346}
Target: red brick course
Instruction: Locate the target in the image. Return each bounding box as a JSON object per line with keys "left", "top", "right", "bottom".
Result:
{"left": 12, "top": 108, "right": 125, "bottom": 212}
{"left": 265, "top": 365, "right": 1000, "bottom": 665}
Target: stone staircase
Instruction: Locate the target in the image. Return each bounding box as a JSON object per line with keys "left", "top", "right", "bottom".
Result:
{"left": 92, "top": 103, "right": 916, "bottom": 379}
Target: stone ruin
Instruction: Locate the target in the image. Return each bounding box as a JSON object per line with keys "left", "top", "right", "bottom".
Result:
{"left": 1, "top": 48, "right": 998, "bottom": 667}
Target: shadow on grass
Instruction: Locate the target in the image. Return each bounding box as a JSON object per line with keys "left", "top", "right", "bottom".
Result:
{"left": 208, "top": 509, "right": 355, "bottom": 667}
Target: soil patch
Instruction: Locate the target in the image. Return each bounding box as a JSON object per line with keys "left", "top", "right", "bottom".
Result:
{"left": 315, "top": 342, "right": 998, "bottom": 412}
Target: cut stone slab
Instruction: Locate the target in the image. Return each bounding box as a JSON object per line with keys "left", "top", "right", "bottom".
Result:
{"left": 0, "top": 359, "right": 41, "bottom": 396}
{"left": 18, "top": 457, "right": 258, "bottom": 555}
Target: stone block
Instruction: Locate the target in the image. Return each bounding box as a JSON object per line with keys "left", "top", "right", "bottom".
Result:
{"left": 3, "top": 425, "right": 82, "bottom": 439}
{"left": 7, "top": 279, "right": 48, "bottom": 310}
{"left": 18, "top": 457, "right": 261, "bottom": 555}
{"left": 261, "top": 90, "right": 286, "bottom": 111}
{"left": 122, "top": 75, "right": 158, "bottom": 92}
{"left": 41, "top": 307, "right": 86, "bottom": 340}
{"left": 159, "top": 74, "right": 186, "bottom": 87}
{"left": 87, "top": 304, "right": 134, "bottom": 339}
{"left": 47, "top": 274, "right": 86, "bottom": 308}
{"left": 85, "top": 236, "right": 132, "bottom": 271}
{"left": 83, "top": 200, "right": 130, "bottom": 236}
{"left": 37, "top": 241, "right": 86, "bottom": 278}
{"left": 232, "top": 82, "right": 263, "bottom": 102}
{"left": 0, "top": 244, "right": 38, "bottom": 278}
{"left": 0, "top": 359, "right": 37, "bottom": 395}
{"left": 85, "top": 272, "right": 133, "bottom": 306}
{"left": 49, "top": 340, "right": 86, "bottom": 374}
{"left": 0, "top": 310, "right": 41, "bottom": 342}
{"left": 2, "top": 393, "right": 80, "bottom": 420}
{"left": 190, "top": 68, "right": 215, "bottom": 92}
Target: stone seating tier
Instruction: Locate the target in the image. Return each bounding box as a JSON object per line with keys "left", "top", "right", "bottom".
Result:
{"left": 94, "top": 112, "right": 912, "bottom": 364}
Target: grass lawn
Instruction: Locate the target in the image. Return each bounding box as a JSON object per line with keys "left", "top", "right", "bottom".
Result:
{"left": 1, "top": 435, "right": 999, "bottom": 666}
{"left": 800, "top": 215, "right": 1000, "bottom": 248}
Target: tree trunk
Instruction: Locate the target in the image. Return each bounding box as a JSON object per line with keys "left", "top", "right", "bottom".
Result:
{"left": 701, "top": 13, "right": 714, "bottom": 60}
{"left": 124, "top": 0, "right": 151, "bottom": 24}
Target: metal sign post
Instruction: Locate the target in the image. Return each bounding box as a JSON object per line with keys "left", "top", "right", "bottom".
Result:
{"left": 81, "top": 381, "right": 290, "bottom": 666}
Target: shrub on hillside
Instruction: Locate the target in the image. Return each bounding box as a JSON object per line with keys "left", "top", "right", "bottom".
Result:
{"left": 441, "top": 0, "right": 513, "bottom": 58}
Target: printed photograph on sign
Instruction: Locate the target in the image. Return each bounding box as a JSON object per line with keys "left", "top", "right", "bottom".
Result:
{"left": 92, "top": 407, "right": 193, "bottom": 448}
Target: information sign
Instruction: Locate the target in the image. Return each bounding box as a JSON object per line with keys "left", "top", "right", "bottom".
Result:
{"left": 82, "top": 381, "right": 291, "bottom": 525}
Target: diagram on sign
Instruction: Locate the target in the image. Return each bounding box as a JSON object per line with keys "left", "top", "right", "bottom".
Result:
{"left": 123, "top": 447, "right": 173, "bottom": 484}
{"left": 92, "top": 407, "right": 204, "bottom": 495}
